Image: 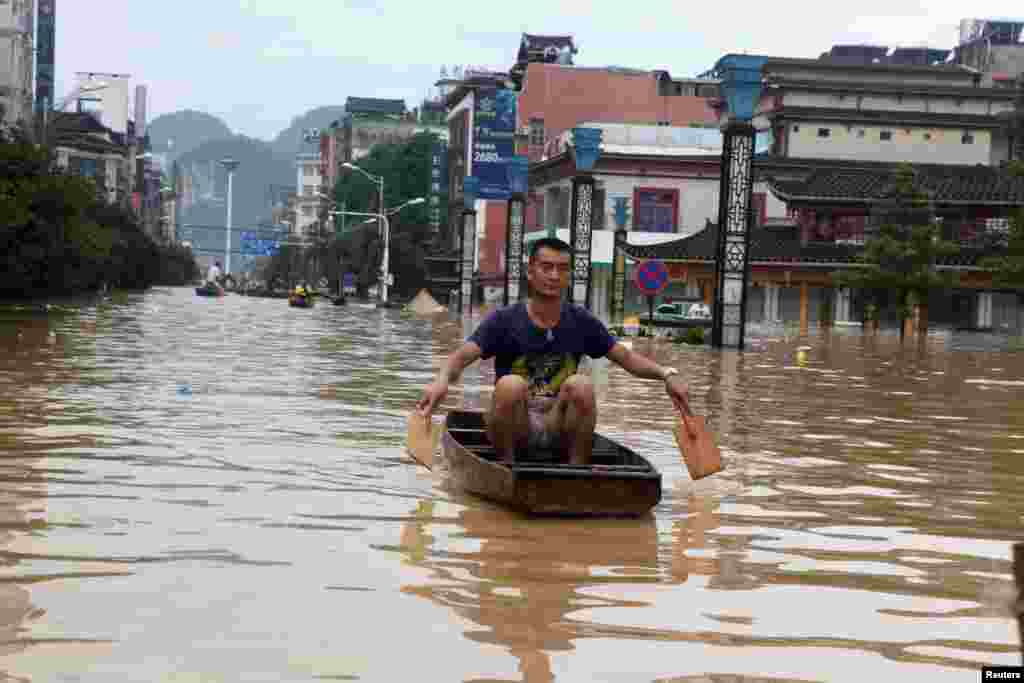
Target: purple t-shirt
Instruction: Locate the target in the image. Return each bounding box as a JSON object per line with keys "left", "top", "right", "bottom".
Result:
{"left": 468, "top": 302, "right": 616, "bottom": 401}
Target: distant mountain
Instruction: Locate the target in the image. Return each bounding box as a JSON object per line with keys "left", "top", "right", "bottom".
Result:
{"left": 270, "top": 105, "right": 348, "bottom": 161}
{"left": 175, "top": 136, "right": 294, "bottom": 262}
{"left": 147, "top": 110, "right": 233, "bottom": 163}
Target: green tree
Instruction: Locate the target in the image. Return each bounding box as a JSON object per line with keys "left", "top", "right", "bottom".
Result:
{"left": 0, "top": 123, "right": 199, "bottom": 297}
{"left": 331, "top": 132, "right": 440, "bottom": 298}
{"left": 834, "top": 163, "right": 960, "bottom": 336}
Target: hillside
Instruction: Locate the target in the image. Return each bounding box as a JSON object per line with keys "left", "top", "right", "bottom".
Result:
{"left": 270, "top": 105, "right": 347, "bottom": 160}
{"left": 147, "top": 110, "right": 233, "bottom": 163}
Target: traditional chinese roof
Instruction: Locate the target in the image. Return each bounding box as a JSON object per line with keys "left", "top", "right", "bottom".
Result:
{"left": 620, "top": 220, "right": 1001, "bottom": 267}
{"left": 345, "top": 97, "right": 406, "bottom": 116}
{"left": 770, "top": 165, "right": 1024, "bottom": 206}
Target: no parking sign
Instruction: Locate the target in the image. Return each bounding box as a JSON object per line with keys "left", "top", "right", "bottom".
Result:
{"left": 633, "top": 259, "right": 669, "bottom": 295}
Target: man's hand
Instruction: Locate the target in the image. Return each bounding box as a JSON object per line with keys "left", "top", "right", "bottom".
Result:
{"left": 665, "top": 376, "right": 691, "bottom": 417}
{"left": 417, "top": 382, "right": 449, "bottom": 417}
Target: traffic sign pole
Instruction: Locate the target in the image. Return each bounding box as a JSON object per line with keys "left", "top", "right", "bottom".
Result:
{"left": 633, "top": 259, "right": 670, "bottom": 336}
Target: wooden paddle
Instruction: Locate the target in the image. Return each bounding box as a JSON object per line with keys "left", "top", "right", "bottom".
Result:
{"left": 672, "top": 408, "right": 723, "bottom": 480}
{"left": 406, "top": 412, "right": 441, "bottom": 470}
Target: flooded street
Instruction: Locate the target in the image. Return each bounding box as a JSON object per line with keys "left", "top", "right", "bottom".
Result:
{"left": 0, "top": 286, "right": 1021, "bottom": 682}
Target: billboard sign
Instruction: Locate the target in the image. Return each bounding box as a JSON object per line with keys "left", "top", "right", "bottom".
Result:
{"left": 35, "top": 0, "right": 56, "bottom": 115}
{"left": 429, "top": 140, "right": 448, "bottom": 231}
{"left": 472, "top": 87, "right": 516, "bottom": 200}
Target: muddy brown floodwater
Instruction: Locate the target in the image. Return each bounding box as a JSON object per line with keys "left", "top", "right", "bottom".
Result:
{"left": 0, "top": 287, "right": 1020, "bottom": 682}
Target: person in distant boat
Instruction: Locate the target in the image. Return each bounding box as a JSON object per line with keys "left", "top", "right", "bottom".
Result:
{"left": 417, "top": 237, "right": 691, "bottom": 465}
{"left": 206, "top": 260, "right": 222, "bottom": 286}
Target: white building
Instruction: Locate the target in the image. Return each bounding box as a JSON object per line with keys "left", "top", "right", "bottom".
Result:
{"left": 0, "top": 0, "right": 34, "bottom": 128}
{"left": 295, "top": 151, "right": 322, "bottom": 238}
{"left": 71, "top": 72, "right": 133, "bottom": 136}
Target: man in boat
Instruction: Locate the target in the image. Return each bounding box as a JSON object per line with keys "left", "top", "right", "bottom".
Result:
{"left": 205, "top": 260, "right": 222, "bottom": 287}
{"left": 417, "top": 237, "right": 691, "bottom": 465}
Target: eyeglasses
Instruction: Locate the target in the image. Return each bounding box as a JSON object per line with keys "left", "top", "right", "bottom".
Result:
{"left": 535, "top": 261, "right": 571, "bottom": 275}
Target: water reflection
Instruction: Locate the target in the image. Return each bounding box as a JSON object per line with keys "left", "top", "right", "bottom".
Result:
{"left": 0, "top": 289, "right": 1019, "bottom": 681}
{"left": 398, "top": 497, "right": 659, "bottom": 683}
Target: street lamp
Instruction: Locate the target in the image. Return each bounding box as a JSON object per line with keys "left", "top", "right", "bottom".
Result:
{"left": 219, "top": 157, "right": 240, "bottom": 275}
{"left": 329, "top": 196, "right": 425, "bottom": 305}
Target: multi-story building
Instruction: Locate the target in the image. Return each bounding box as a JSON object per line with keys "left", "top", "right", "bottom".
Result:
{"left": 439, "top": 33, "right": 723, "bottom": 303}
{"left": 953, "top": 18, "right": 1024, "bottom": 86}
{"left": 618, "top": 45, "right": 1024, "bottom": 332}
{"left": 0, "top": 0, "right": 34, "bottom": 128}
{"left": 49, "top": 111, "right": 133, "bottom": 206}
{"left": 295, "top": 151, "right": 322, "bottom": 238}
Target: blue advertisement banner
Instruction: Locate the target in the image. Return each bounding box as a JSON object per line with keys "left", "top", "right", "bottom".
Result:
{"left": 472, "top": 87, "right": 516, "bottom": 200}
{"left": 35, "top": 0, "right": 55, "bottom": 114}
{"left": 429, "top": 140, "right": 448, "bottom": 228}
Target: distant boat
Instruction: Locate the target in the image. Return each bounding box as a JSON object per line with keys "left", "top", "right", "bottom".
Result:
{"left": 288, "top": 294, "right": 314, "bottom": 308}
{"left": 195, "top": 284, "right": 225, "bottom": 297}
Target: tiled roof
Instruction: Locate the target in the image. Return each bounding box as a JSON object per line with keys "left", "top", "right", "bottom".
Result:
{"left": 619, "top": 221, "right": 995, "bottom": 267}
{"left": 770, "top": 165, "right": 1024, "bottom": 205}
{"left": 345, "top": 97, "right": 406, "bottom": 115}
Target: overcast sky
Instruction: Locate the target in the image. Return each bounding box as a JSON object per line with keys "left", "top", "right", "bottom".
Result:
{"left": 54, "top": 1, "right": 1023, "bottom": 141}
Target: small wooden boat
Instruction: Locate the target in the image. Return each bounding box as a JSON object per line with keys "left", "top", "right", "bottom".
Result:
{"left": 441, "top": 410, "right": 662, "bottom": 517}
{"left": 288, "top": 294, "right": 314, "bottom": 308}
{"left": 195, "top": 284, "right": 224, "bottom": 297}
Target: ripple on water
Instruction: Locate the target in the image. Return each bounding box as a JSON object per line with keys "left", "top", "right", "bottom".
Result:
{"left": 0, "top": 289, "right": 1020, "bottom": 682}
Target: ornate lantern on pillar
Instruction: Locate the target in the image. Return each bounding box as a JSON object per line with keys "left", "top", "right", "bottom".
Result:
{"left": 460, "top": 176, "right": 480, "bottom": 317}
{"left": 568, "top": 127, "right": 603, "bottom": 308}
{"left": 710, "top": 55, "right": 766, "bottom": 349}
{"left": 504, "top": 156, "right": 530, "bottom": 306}
{"left": 611, "top": 197, "right": 631, "bottom": 325}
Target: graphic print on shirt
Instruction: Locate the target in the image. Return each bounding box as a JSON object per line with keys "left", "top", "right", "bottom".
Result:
{"left": 509, "top": 352, "right": 578, "bottom": 399}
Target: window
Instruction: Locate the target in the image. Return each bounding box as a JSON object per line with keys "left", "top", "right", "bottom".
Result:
{"left": 303, "top": 165, "right": 318, "bottom": 177}
{"left": 880, "top": 130, "right": 892, "bottom": 141}
{"left": 962, "top": 132, "right": 975, "bottom": 144}
{"left": 696, "top": 84, "right": 719, "bottom": 98}
{"left": 657, "top": 120, "right": 671, "bottom": 126}
{"left": 633, "top": 188, "right": 678, "bottom": 233}
{"left": 856, "top": 129, "right": 866, "bottom": 138}
{"left": 529, "top": 118, "right": 545, "bottom": 146}
{"left": 923, "top": 132, "right": 932, "bottom": 141}
{"left": 817, "top": 128, "right": 831, "bottom": 138}
{"left": 304, "top": 184, "right": 316, "bottom": 196}
{"left": 792, "top": 125, "right": 800, "bottom": 133}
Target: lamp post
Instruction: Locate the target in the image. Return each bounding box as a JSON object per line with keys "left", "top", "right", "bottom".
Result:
{"left": 568, "top": 127, "right": 603, "bottom": 308}
{"left": 219, "top": 157, "right": 240, "bottom": 275}
{"left": 708, "top": 55, "right": 766, "bottom": 349}
{"left": 342, "top": 162, "right": 386, "bottom": 300}
{"left": 504, "top": 156, "right": 530, "bottom": 306}
{"left": 329, "top": 196, "right": 424, "bottom": 305}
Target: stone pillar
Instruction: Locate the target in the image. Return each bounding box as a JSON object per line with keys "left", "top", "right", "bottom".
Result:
{"left": 711, "top": 121, "right": 756, "bottom": 348}
{"left": 763, "top": 283, "right": 780, "bottom": 324}
{"left": 834, "top": 287, "right": 851, "bottom": 324}
{"left": 611, "top": 229, "right": 628, "bottom": 326}
{"left": 799, "top": 282, "right": 809, "bottom": 335}
{"left": 976, "top": 291, "right": 994, "bottom": 330}
{"left": 568, "top": 175, "right": 595, "bottom": 307}
{"left": 707, "top": 54, "right": 765, "bottom": 349}
{"left": 567, "top": 128, "right": 603, "bottom": 309}
{"left": 504, "top": 156, "right": 529, "bottom": 306}
{"left": 459, "top": 176, "right": 480, "bottom": 318}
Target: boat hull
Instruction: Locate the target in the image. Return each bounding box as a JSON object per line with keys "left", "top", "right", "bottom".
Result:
{"left": 288, "top": 295, "right": 314, "bottom": 308}
{"left": 441, "top": 410, "right": 662, "bottom": 517}
{"left": 195, "top": 286, "right": 224, "bottom": 297}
